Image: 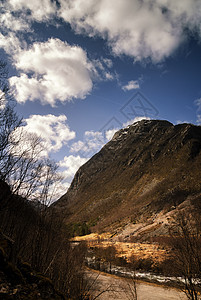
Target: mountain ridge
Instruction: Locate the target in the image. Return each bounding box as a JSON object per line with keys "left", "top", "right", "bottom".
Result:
{"left": 53, "top": 120, "right": 201, "bottom": 237}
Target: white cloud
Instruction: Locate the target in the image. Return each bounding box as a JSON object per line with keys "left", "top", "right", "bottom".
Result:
{"left": 7, "top": 39, "right": 115, "bottom": 105}
{"left": 1, "top": 0, "right": 201, "bottom": 65}
{"left": 1, "top": 2, "right": 116, "bottom": 106}
{"left": 0, "top": 32, "right": 23, "bottom": 54}
{"left": 51, "top": 181, "right": 70, "bottom": 202}
{"left": 196, "top": 115, "right": 201, "bottom": 125}
{"left": 85, "top": 131, "right": 103, "bottom": 138}
{"left": 123, "top": 116, "right": 150, "bottom": 127}
{"left": 23, "top": 114, "right": 75, "bottom": 155}
{"left": 176, "top": 120, "right": 190, "bottom": 125}
{"left": 9, "top": 38, "right": 95, "bottom": 105}
{"left": 104, "top": 73, "right": 113, "bottom": 80}
{"left": 194, "top": 98, "right": 201, "bottom": 125}
{"left": 195, "top": 98, "right": 201, "bottom": 111}
{"left": 0, "top": 0, "right": 56, "bottom": 54}
{"left": 0, "top": 1, "right": 31, "bottom": 39}
{"left": 0, "top": 9, "right": 29, "bottom": 32}
{"left": 122, "top": 80, "right": 140, "bottom": 91}
{"left": 59, "top": 0, "right": 201, "bottom": 62}
{"left": 54, "top": 154, "right": 88, "bottom": 200}
{"left": 7, "top": 0, "right": 57, "bottom": 23}
{"left": 59, "top": 155, "right": 88, "bottom": 179}
{"left": 70, "top": 130, "right": 105, "bottom": 156}
{"left": 90, "top": 58, "right": 115, "bottom": 81}
{"left": 105, "top": 128, "right": 119, "bottom": 140}
{"left": 69, "top": 141, "right": 85, "bottom": 154}
{"left": 102, "top": 58, "right": 113, "bottom": 68}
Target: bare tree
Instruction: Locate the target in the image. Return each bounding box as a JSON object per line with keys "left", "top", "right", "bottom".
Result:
{"left": 120, "top": 275, "right": 137, "bottom": 300}
{"left": 0, "top": 60, "right": 62, "bottom": 204}
{"left": 0, "top": 59, "right": 111, "bottom": 299}
{"left": 0, "top": 61, "right": 21, "bottom": 184}
{"left": 169, "top": 210, "right": 201, "bottom": 300}
{"left": 94, "top": 245, "right": 117, "bottom": 273}
{"left": 9, "top": 131, "right": 62, "bottom": 203}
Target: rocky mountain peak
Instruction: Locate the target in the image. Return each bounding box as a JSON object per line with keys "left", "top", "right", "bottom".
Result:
{"left": 110, "top": 119, "right": 173, "bottom": 143}
{"left": 53, "top": 120, "right": 201, "bottom": 235}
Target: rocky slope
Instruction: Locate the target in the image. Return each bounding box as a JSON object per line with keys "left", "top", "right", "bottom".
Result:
{"left": 53, "top": 120, "right": 201, "bottom": 238}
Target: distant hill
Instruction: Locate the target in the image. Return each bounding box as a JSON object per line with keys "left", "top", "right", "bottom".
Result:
{"left": 52, "top": 120, "right": 201, "bottom": 239}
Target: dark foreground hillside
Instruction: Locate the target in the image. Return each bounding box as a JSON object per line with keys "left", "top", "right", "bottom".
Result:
{"left": 0, "top": 231, "right": 64, "bottom": 300}
{"left": 53, "top": 120, "right": 201, "bottom": 236}
{"left": 0, "top": 181, "right": 87, "bottom": 299}
{"left": 0, "top": 181, "right": 65, "bottom": 299}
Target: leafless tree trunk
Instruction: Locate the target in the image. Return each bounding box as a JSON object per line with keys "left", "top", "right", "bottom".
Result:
{"left": 0, "top": 59, "right": 108, "bottom": 299}
{"left": 169, "top": 210, "right": 201, "bottom": 300}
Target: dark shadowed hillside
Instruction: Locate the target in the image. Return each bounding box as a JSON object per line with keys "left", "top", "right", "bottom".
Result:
{"left": 53, "top": 120, "right": 201, "bottom": 237}
{"left": 0, "top": 181, "right": 88, "bottom": 299}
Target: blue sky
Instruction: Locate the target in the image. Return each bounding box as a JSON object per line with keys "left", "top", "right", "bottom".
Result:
{"left": 1, "top": 0, "right": 201, "bottom": 197}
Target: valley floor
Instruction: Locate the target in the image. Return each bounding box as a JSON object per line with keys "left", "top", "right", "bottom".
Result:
{"left": 87, "top": 269, "right": 187, "bottom": 300}
{"left": 72, "top": 233, "right": 169, "bottom": 263}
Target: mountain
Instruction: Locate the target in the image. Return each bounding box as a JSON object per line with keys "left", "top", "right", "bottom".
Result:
{"left": 53, "top": 120, "right": 201, "bottom": 239}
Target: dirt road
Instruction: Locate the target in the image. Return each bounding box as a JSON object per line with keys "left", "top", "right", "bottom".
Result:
{"left": 87, "top": 269, "right": 187, "bottom": 300}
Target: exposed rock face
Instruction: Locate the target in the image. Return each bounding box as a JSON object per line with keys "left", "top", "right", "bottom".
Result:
{"left": 53, "top": 120, "right": 201, "bottom": 233}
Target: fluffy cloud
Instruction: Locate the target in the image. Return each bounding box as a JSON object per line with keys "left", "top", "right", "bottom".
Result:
{"left": 90, "top": 58, "right": 114, "bottom": 81}
{"left": 122, "top": 80, "right": 140, "bottom": 91}
{"left": 54, "top": 154, "right": 88, "bottom": 200}
{"left": 23, "top": 114, "right": 75, "bottom": 155}
{"left": 176, "top": 120, "right": 190, "bottom": 125}
{"left": 70, "top": 130, "right": 105, "bottom": 156}
{"left": 6, "top": 0, "right": 56, "bottom": 23}
{"left": 9, "top": 39, "right": 95, "bottom": 105}
{"left": 0, "top": 10, "right": 29, "bottom": 33}
{"left": 59, "top": 155, "right": 88, "bottom": 179}
{"left": 196, "top": 115, "right": 201, "bottom": 125}
{"left": 70, "top": 128, "right": 123, "bottom": 156}
{"left": 59, "top": 0, "right": 201, "bottom": 62}
{"left": 2, "top": 0, "right": 201, "bottom": 64}
{"left": 195, "top": 98, "right": 201, "bottom": 125}
{"left": 1, "top": 2, "right": 116, "bottom": 106}
{"left": 195, "top": 98, "right": 201, "bottom": 111}
{"left": 0, "top": 32, "right": 23, "bottom": 54}
{"left": 105, "top": 128, "right": 119, "bottom": 140}
{"left": 0, "top": 0, "right": 56, "bottom": 53}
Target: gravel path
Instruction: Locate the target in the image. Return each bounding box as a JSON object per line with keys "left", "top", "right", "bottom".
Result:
{"left": 87, "top": 269, "right": 187, "bottom": 300}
